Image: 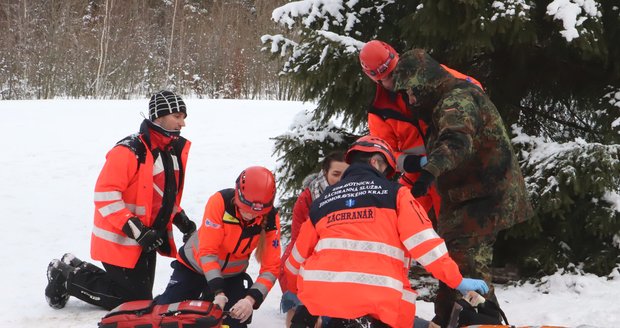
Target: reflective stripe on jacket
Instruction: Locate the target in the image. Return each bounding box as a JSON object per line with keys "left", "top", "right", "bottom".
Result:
{"left": 179, "top": 189, "right": 281, "bottom": 308}
{"left": 91, "top": 121, "right": 190, "bottom": 268}
{"left": 284, "top": 163, "right": 463, "bottom": 328}
{"left": 279, "top": 187, "right": 312, "bottom": 293}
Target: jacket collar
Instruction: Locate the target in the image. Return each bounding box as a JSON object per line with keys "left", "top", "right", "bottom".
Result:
{"left": 341, "top": 162, "right": 386, "bottom": 180}
{"left": 139, "top": 119, "right": 180, "bottom": 150}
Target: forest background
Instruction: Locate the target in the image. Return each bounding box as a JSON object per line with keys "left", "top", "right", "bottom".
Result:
{"left": 1, "top": 0, "right": 619, "bottom": 280}
{"left": 0, "top": 0, "right": 294, "bottom": 99}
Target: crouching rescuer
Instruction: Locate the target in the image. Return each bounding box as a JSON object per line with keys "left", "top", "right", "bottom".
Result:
{"left": 283, "top": 136, "right": 489, "bottom": 328}
{"left": 154, "top": 166, "right": 282, "bottom": 328}
{"left": 44, "top": 90, "right": 196, "bottom": 310}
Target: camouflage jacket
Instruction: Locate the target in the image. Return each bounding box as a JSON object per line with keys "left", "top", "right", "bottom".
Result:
{"left": 393, "top": 49, "right": 533, "bottom": 240}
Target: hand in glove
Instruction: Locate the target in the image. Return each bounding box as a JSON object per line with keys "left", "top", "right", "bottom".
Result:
{"left": 122, "top": 217, "right": 164, "bottom": 252}
{"left": 229, "top": 297, "right": 254, "bottom": 323}
{"left": 411, "top": 170, "right": 435, "bottom": 198}
{"left": 172, "top": 210, "right": 197, "bottom": 243}
{"left": 213, "top": 293, "right": 228, "bottom": 310}
{"left": 398, "top": 154, "right": 428, "bottom": 173}
{"left": 456, "top": 278, "right": 489, "bottom": 296}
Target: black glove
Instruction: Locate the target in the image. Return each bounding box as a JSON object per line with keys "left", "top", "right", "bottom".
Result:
{"left": 173, "top": 210, "right": 197, "bottom": 243}
{"left": 411, "top": 170, "right": 435, "bottom": 198}
{"left": 122, "top": 217, "right": 164, "bottom": 252}
{"left": 402, "top": 154, "right": 428, "bottom": 173}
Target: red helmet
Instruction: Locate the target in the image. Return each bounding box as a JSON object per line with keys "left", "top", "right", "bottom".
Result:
{"left": 359, "top": 40, "right": 399, "bottom": 82}
{"left": 235, "top": 166, "right": 276, "bottom": 215}
{"left": 345, "top": 135, "right": 397, "bottom": 178}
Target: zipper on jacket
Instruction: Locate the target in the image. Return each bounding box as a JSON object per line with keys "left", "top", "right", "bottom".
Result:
{"left": 221, "top": 253, "right": 231, "bottom": 271}
{"left": 223, "top": 225, "right": 245, "bottom": 270}
{"left": 242, "top": 235, "right": 255, "bottom": 254}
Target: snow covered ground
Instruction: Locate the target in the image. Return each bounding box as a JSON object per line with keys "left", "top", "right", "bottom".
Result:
{"left": 1, "top": 99, "right": 618, "bottom": 327}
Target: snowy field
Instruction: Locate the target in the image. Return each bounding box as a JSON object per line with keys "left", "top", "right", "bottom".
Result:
{"left": 0, "top": 99, "right": 618, "bottom": 327}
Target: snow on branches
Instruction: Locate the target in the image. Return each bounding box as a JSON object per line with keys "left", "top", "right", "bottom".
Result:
{"left": 546, "top": 0, "right": 602, "bottom": 41}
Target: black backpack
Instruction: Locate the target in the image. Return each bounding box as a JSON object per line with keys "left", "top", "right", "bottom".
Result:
{"left": 448, "top": 297, "right": 509, "bottom": 328}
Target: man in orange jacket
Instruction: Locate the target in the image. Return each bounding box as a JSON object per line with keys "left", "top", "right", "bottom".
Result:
{"left": 359, "top": 40, "right": 483, "bottom": 222}
{"left": 45, "top": 90, "right": 196, "bottom": 310}
{"left": 155, "top": 166, "right": 282, "bottom": 328}
{"left": 284, "top": 135, "right": 489, "bottom": 328}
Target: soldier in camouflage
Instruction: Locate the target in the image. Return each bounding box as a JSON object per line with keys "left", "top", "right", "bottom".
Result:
{"left": 392, "top": 49, "right": 533, "bottom": 328}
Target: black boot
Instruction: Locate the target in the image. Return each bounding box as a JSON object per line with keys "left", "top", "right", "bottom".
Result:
{"left": 61, "top": 253, "right": 105, "bottom": 273}
{"left": 61, "top": 253, "right": 84, "bottom": 267}
{"left": 45, "top": 259, "right": 75, "bottom": 309}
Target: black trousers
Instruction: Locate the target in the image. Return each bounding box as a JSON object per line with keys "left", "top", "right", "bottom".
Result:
{"left": 155, "top": 260, "right": 253, "bottom": 328}
{"left": 291, "top": 305, "right": 389, "bottom": 328}
{"left": 66, "top": 251, "right": 157, "bottom": 310}
{"left": 432, "top": 235, "right": 497, "bottom": 327}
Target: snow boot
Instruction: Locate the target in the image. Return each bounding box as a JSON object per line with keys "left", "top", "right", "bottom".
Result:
{"left": 45, "top": 259, "right": 75, "bottom": 309}
{"left": 61, "top": 253, "right": 84, "bottom": 267}
{"left": 61, "top": 252, "right": 105, "bottom": 273}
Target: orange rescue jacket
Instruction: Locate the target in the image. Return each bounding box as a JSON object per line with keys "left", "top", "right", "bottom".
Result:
{"left": 91, "top": 120, "right": 190, "bottom": 268}
{"left": 284, "top": 163, "right": 463, "bottom": 328}
{"left": 179, "top": 189, "right": 281, "bottom": 308}
{"left": 368, "top": 85, "right": 442, "bottom": 216}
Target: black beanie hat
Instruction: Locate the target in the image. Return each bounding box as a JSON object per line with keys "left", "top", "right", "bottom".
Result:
{"left": 148, "top": 90, "right": 187, "bottom": 121}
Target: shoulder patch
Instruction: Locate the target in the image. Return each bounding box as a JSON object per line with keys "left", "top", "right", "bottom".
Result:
{"left": 204, "top": 218, "right": 222, "bottom": 229}
{"left": 223, "top": 212, "right": 240, "bottom": 224}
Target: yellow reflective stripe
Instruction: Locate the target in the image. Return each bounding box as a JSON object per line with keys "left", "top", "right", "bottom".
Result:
{"left": 285, "top": 258, "right": 299, "bottom": 275}
{"left": 94, "top": 191, "right": 122, "bottom": 202}
{"left": 98, "top": 200, "right": 126, "bottom": 217}
{"left": 92, "top": 226, "right": 138, "bottom": 246}
{"left": 403, "top": 228, "right": 439, "bottom": 250}
{"left": 301, "top": 268, "right": 404, "bottom": 292}
{"left": 291, "top": 245, "right": 306, "bottom": 264}
{"left": 315, "top": 238, "right": 405, "bottom": 263}
{"left": 416, "top": 242, "right": 448, "bottom": 267}
{"left": 223, "top": 212, "right": 239, "bottom": 223}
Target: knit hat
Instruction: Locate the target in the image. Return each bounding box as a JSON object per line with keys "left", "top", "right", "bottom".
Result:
{"left": 148, "top": 90, "right": 187, "bottom": 121}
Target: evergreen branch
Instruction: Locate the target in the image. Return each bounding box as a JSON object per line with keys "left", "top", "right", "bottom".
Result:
{"left": 518, "top": 104, "right": 598, "bottom": 135}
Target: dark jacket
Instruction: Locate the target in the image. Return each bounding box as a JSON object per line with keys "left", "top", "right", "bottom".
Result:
{"left": 393, "top": 49, "right": 533, "bottom": 240}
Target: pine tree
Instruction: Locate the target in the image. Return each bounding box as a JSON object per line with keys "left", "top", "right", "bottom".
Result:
{"left": 272, "top": 110, "right": 357, "bottom": 238}
{"left": 497, "top": 128, "right": 620, "bottom": 276}
{"left": 263, "top": 0, "right": 620, "bottom": 276}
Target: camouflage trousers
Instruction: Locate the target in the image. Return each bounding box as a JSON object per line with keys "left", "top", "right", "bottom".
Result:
{"left": 432, "top": 234, "right": 497, "bottom": 328}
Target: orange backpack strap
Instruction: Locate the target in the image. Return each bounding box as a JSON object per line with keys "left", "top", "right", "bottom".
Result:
{"left": 440, "top": 64, "right": 483, "bottom": 90}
